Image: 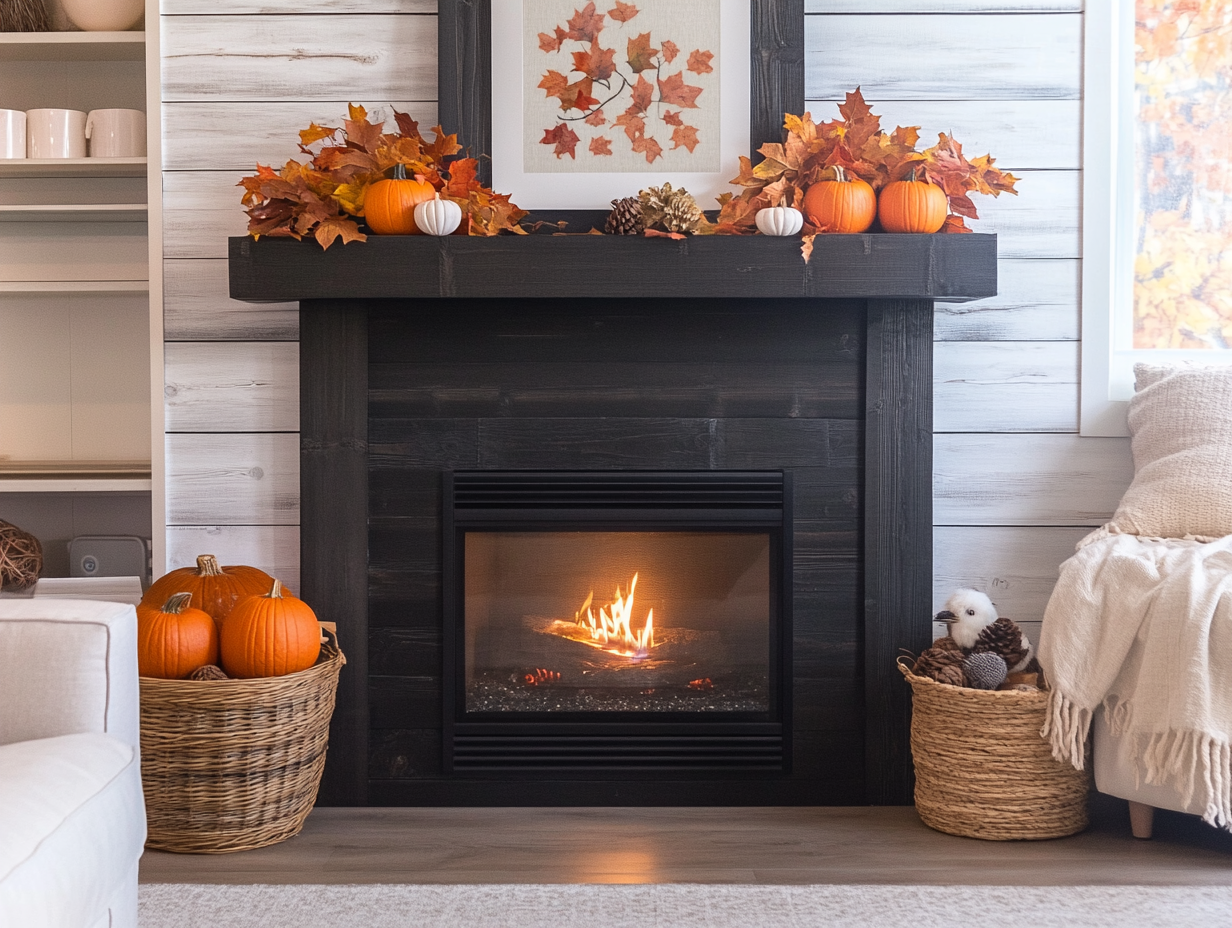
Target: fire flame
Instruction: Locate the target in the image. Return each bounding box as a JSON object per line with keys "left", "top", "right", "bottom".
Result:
{"left": 571, "top": 573, "right": 655, "bottom": 659}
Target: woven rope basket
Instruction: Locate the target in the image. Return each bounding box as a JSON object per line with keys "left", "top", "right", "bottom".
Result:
{"left": 139, "top": 629, "right": 345, "bottom": 854}
{"left": 898, "top": 659, "right": 1090, "bottom": 841}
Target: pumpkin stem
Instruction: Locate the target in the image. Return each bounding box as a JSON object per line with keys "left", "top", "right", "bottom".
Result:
{"left": 392, "top": 163, "right": 407, "bottom": 181}
{"left": 833, "top": 165, "right": 847, "bottom": 183}
{"left": 163, "top": 592, "right": 193, "bottom": 614}
{"left": 267, "top": 579, "right": 284, "bottom": 599}
{"left": 908, "top": 167, "right": 918, "bottom": 183}
{"left": 196, "top": 554, "right": 224, "bottom": 577}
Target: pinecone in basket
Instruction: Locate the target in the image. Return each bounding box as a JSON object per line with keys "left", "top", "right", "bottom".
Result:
{"left": 639, "top": 183, "right": 703, "bottom": 234}
{"left": 605, "top": 196, "right": 644, "bottom": 235}
{"left": 188, "top": 664, "right": 229, "bottom": 681}
{"left": 971, "top": 616, "right": 1034, "bottom": 673}
{"left": 930, "top": 635, "right": 963, "bottom": 653}
{"left": 962, "top": 651, "right": 1008, "bottom": 690}
{"left": 914, "top": 646, "right": 967, "bottom": 687}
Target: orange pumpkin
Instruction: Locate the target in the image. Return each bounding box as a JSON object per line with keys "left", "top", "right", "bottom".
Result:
{"left": 878, "top": 169, "right": 948, "bottom": 233}
{"left": 220, "top": 579, "right": 322, "bottom": 679}
{"left": 364, "top": 164, "right": 437, "bottom": 235}
{"left": 137, "top": 592, "right": 219, "bottom": 679}
{"left": 801, "top": 165, "right": 876, "bottom": 234}
{"left": 143, "top": 555, "right": 283, "bottom": 631}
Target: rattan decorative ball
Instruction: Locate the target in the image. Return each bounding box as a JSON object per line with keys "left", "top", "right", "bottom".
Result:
{"left": 0, "top": 520, "right": 42, "bottom": 591}
{"left": 0, "top": 0, "right": 51, "bottom": 32}
{"left": 963, "top": 651, "right": 1008, "bottom": 690}
{"left": 188, "top": 664, "right": 230, "bottom": 681}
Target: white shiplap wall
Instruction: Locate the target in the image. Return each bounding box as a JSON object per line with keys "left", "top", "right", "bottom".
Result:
{"left": 159, "top": 0, "right": 1128, "bottom": 638}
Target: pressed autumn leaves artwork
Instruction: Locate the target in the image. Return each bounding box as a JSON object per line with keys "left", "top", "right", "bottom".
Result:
{"left": 526, "top": 0, "right": 721, "bottom": 174}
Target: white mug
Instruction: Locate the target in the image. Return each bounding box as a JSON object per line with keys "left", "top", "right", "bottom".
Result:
{"left": 0, "top": 110, "right": 25, "bottom": 159}
{"left": 85, "top": 109, "right": 146, "bottom": 158}
{"left": 26, "top": 109, "right": 87, "bottom": 159}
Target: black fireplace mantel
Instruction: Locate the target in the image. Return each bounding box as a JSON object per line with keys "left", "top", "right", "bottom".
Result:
{"left": 228, "top": 232, "right": 997, "bottom": 807}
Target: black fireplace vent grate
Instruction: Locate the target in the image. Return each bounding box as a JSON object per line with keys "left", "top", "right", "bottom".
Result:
{"left": 452, "top": 472, "right": 784, "bottom": 510}
{"left": 452, "top": 733, "right": 785, "bottom": 771}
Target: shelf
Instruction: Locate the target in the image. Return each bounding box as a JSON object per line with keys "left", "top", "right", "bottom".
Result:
{"left": 0, "top": 280, "right": 148, "bottom": 293}
{"left": 0, "top": 31, "right": 145, "bottom": 61}
{"left": 0, "top": 158, "right": 147, "bottom": 178}
{"left": 0, "top": 203, "right": 147, "bottom": 221}
{"left": 0, "top": 478, "right": 152, "bottom": 493}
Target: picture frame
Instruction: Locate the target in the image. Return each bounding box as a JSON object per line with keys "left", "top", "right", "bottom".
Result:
{"left": 438, "top": 0, "right": 804, "bottom": 218}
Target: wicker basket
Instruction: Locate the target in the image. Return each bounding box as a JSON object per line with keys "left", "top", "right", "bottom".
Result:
{"left": 139, "top": 627, "right": 345, "bottom": 854}
{"left": 898, "top": 659, "right": 1089, "bottom": 840}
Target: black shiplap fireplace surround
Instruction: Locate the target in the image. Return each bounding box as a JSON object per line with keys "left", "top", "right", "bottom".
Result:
{"left": 227, "top": 0, "right": 997, "bottom": 805}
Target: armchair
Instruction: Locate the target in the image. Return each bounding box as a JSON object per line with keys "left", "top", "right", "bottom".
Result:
{"left": 0, "top": 599, "right": 147, "bottom": 928}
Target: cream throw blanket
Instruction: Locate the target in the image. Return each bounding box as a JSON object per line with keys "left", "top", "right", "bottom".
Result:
{"left": 1040, "top": 530, "right": 1232, "bottom": 828}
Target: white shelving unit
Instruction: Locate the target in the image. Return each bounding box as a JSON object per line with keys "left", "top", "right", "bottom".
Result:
{"left": 0, "top": 17, "right": 162, "bottom": 576}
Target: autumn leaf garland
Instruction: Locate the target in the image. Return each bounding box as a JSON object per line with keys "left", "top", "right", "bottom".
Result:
{"left": 705, "top": 88, "right": 1020, "bottom": 237}
{"left": 238, "top": 104, "right": 528, "bottom": 249}
{"left": 537, "top": 1, "right": 712, "bottom": 164}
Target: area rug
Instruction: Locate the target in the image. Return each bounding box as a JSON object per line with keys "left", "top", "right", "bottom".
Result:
{"left": 139, "top": 883, "right": 1232, "bottom": 928}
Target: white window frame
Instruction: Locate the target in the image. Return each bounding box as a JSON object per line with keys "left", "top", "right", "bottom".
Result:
{"left": 1081, "top": 0, "right": 1232, "bottom": 436}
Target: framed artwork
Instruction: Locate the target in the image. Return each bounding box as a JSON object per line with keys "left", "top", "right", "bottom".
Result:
{"left": 439, "top": 0, "right": 805, "bottom": 214}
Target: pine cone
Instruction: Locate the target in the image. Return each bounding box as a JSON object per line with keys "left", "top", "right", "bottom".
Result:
{"left": 605, "top": 196, "right": 644, "bottom": 235}
{"left": 930, "top": 635, "right": 963, "bottom": 653}
{"left": 188, "top": 664, "right": 229, "bottom": 681}
{"left": 914, "top": 646, "right": 967, "bottom": 687}
{"left": 972, "top": 616, "right": 1033, "bottom": 672}
{"left": 662, "top": 192, "right": 703, "bottom": 233}
{"left": 963, "top": 651, "right": 1008, "bottom": 690}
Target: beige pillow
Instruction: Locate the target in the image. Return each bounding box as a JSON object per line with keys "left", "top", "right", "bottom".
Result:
{"left": 1106, "top": 362, "right": 1232, "bottom": 539}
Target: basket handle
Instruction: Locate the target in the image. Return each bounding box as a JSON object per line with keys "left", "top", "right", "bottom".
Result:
{"left": 318, "top": 621, "right": 347, "bottom": 666}
{"left": 896, "top": 652, "right": 916, "bottom": 678}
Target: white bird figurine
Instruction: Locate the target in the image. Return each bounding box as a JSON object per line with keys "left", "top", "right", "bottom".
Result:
{"left": 934, "top": 588, "right": 999, "bottom": 649}
{"left": 935, "top": 587, "right": 1035, "bottom": 673}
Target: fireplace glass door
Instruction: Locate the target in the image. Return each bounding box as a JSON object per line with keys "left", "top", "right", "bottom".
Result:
{"left": 464, "top": 531, "right": 772, "bottom": 715}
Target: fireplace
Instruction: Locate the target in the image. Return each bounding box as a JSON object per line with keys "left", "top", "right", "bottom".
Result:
{"left": 444, "top": 472, "right": 790, "bottom": 772}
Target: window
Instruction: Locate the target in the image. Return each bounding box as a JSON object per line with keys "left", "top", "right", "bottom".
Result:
{"left": 1081, "top": 0, "right": 1232, "bottom": 435}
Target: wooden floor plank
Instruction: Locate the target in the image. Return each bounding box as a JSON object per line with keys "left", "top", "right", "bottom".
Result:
{"left": 140, "top": 801, "right": 1232, "bottom": 886}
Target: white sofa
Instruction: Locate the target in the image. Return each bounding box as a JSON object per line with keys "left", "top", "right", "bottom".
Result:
{"left": 0, "top": 600, "right": 146, "bottom": 928}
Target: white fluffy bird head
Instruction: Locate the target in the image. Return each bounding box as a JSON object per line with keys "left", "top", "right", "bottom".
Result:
{"left": 935, "top": 588, "right": 998, "bottom": 649}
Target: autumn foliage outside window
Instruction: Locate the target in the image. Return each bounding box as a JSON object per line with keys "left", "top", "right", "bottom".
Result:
{"left": 1135, "top": 0, "right": 1232, "bottom": 349}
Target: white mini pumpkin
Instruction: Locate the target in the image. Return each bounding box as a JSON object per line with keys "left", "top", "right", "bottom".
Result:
{"left": 413, "top": 194, "right": 463, "bottom": 237}
{"left": 755, "top": 205, "right": 804, "bottom": 237}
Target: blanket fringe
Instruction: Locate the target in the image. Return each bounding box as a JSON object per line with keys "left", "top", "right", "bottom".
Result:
{"left": 1132, "top": 729, "right": 1232, "bottom": 830}
{"left": 1042, "top": 688, "right": 1091, "bottom": 770}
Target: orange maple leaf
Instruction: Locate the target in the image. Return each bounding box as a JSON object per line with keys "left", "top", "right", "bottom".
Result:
{"left": 539, "top": 27, "right": 567, "bottom": 53}
{"left": 585, "top": 109, "right": 607, "bottom": 126}
{"left": 566, "top": 2, "right": 605, "bottom": 42}
{"left": 631, "top": 134, "right": 663, "bottom": 163}
{"left": 608, "top": 1, "right": 638, "bottom": 23}
{"left": 662, "top": 110, "right": 683, "bottom": 127}
{"left": 542, "top": 124, "right": 581, "bottom": 159}
{"left": 314, "top": 217, "right": 366, "bottom": 250}
{"left": 671, "top": 124, "right": 700, "bottom": 153}
{"left": 573, "top": 38, "right": 617, "bottom": 81}
{"left": 539, "top": 70, "right": 570, "bottom": 99}
{"left": 299, "top": 123, "right": 338, "bottom": 148}
{"left": 687, "top": 49, "right": 714, "bottom": 74}
{"left": 589, "top": 136, "right": 614, "bottom": 156}
{"left": 558, "top": 78, "right": 599, "bottom": 113}
{"left": 658, "top": 72, "right": 703, "bottom": 108}
{"left": 627, "top": 32, "right": 659, "bottom": 73}
{"left": 614, "top": 111, "right": 646, "bottom": 141}
{"left": 661, "top": 40, "right": 679, "bottom": 63}
{"left": 630, "top": 74, "right": 654, "bottom": 113}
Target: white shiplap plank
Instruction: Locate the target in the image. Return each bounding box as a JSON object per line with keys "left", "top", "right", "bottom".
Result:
{"left": 933, "top": 525, "right": 1089, "bottom": 624}
{"left": 936, "top": 258, "right": 1078, "bottom": 342}
{"left": 809, "top": 2, "right": 1079, "bottom": 10}
{"left": 161, "top": 15, "right": 437, "bottom": 103}
{"left": 802, "top": 100, "right": 1079, "bottom": 171}
{"left": 165, "top": 524, "right": 300, "bottom": 595}
{"left": 968, "top": 170, "right": 1079, "bottom": 260}
{"left": 934, "top": 433, "right": 1132, "bottom": 526}
{"left": 162, "top": 172, "right": 248, "bottom": 259}
{"left": 162, "top": 102, "right": 438, "bottom": 172}
{"left": 164, "top": 259, "right": 298, "bottom": 341}
{"left": 805, "top": 14, "right": 1081, "bottom": 101}
{"left": 934, "top": 341, "right": 1077, "bottom": 433}
{"left": 165, "top": 342, "right": 299, "bottom": 433}
{"left": 166, "top": 432, "right": 299, "bottom": 526}
{"left": 164, "top": 0, "right": 433, "bottom": 11}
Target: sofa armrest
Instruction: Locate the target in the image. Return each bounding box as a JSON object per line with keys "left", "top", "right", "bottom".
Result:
{"left": 0, "top": 601, "right": 140, "bottom": 749}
